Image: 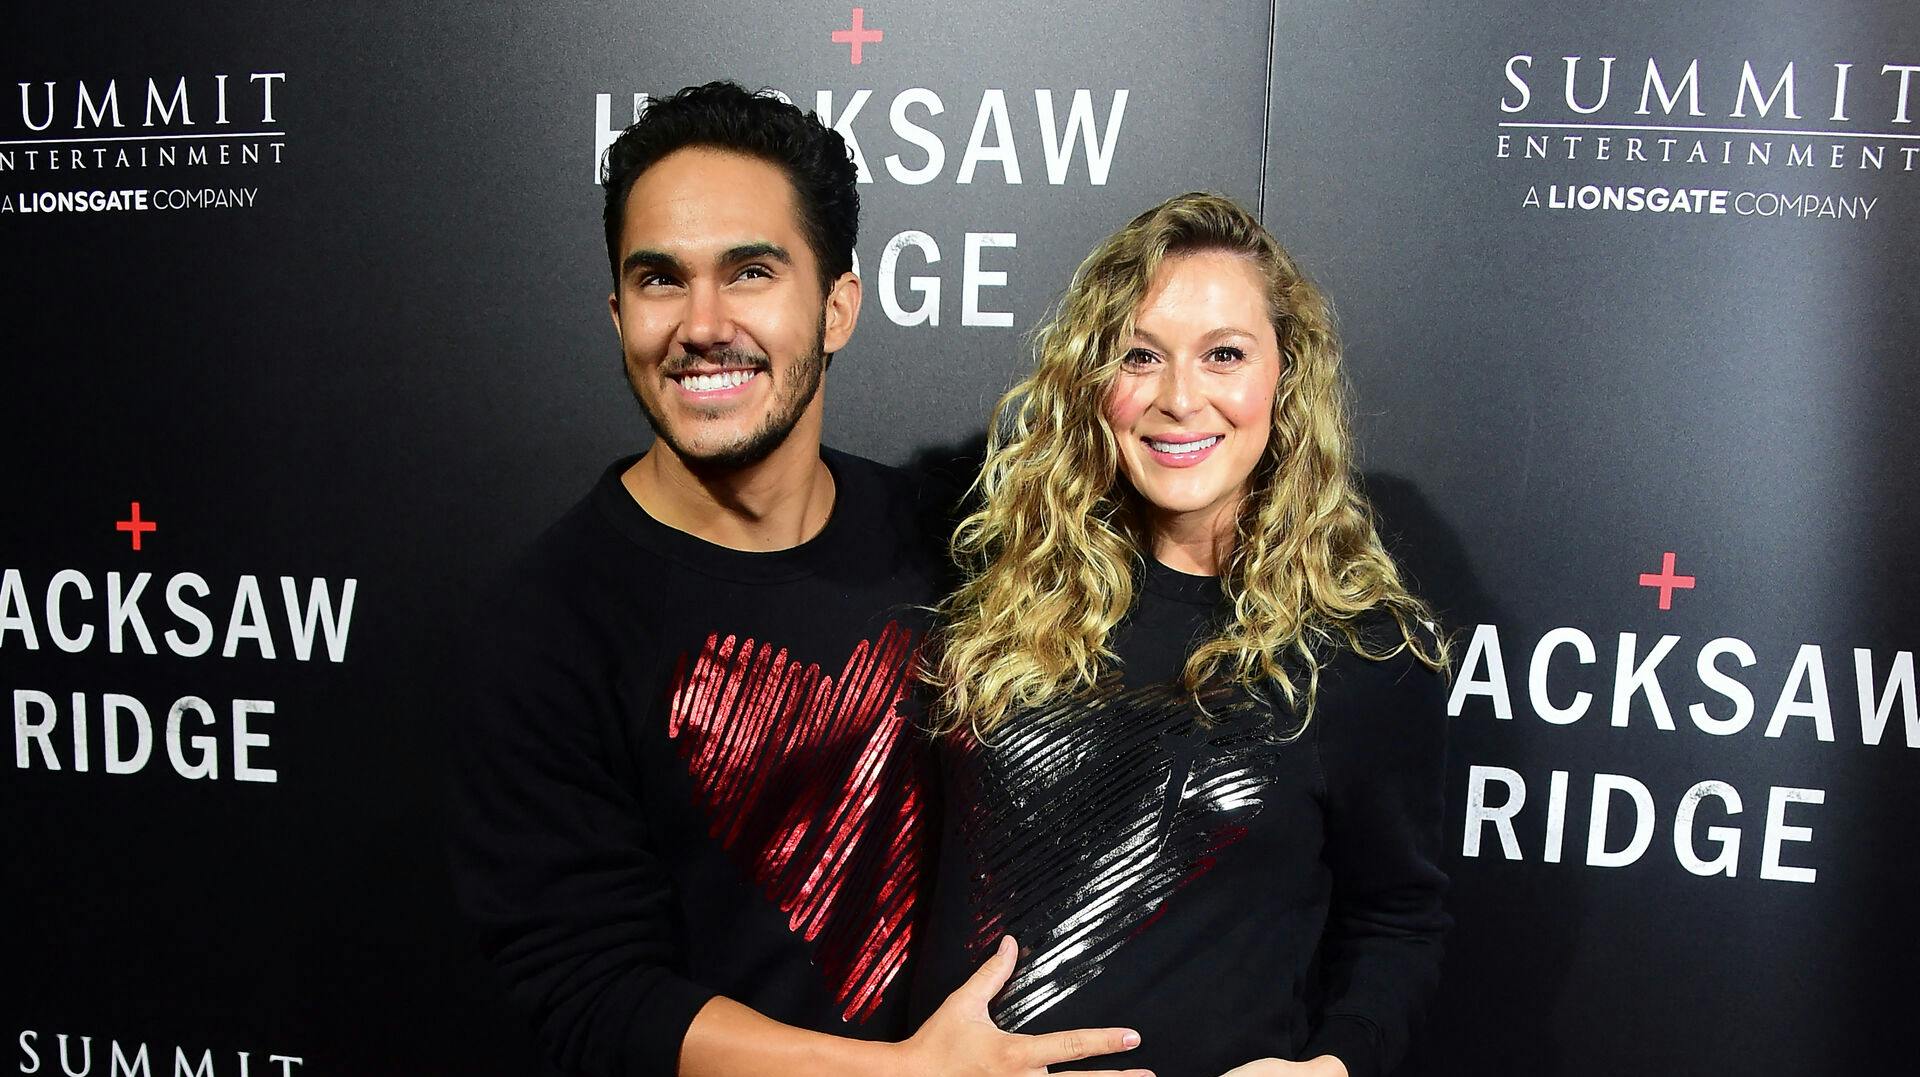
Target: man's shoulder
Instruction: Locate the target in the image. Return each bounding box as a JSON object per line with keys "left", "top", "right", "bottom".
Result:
{"left": 821, "top": 444, "right": 915, "bottom": 500}
{"left": 821, "top": 445, "right": 955, "bottom": 584}
{"left": 483, "top": 461, "right": 650, "bottom": 622}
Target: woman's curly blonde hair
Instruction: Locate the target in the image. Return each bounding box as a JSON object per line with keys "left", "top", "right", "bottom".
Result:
{"left": 927, "top": 192, "right": 1446, "bottom": 738}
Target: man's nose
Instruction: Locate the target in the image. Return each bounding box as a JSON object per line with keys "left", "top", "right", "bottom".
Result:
{"left": 678, "top": 280, "right": 735, "bottom": 351}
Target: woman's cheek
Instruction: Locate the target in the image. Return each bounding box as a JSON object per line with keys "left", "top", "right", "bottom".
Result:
{"left": 1223, "top": 374, "right": 1278, "bottom": 429}
{"left": 1102, "top": 379, "right": 1149, "bottom": 431}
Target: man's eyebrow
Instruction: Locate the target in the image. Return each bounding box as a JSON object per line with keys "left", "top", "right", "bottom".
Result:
{"left": 722, "top": 242, "right": 792, "bottom": 266}
{"left": 620, "top": 248, "right": 686, "bottom": 278}
{"left": 620, "top": 244, "right": 792, "bottom": 278}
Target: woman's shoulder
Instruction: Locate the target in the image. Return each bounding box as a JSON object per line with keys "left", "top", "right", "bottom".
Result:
{"left": 1310, "top": 607, "right": 1448, "bottom": 720}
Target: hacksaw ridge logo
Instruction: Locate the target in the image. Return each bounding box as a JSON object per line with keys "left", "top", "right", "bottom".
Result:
{"left": 1, "top": 70, "right": 288, "bottom": 216}
{"left": 5, "top": 502, "right": 361, "bottom": 786}
{"left": 1446, "top": 550, "right": 1915, "bottom": 886}
{"left": 590, "top": 9, "right": 1132, "bottom": 330}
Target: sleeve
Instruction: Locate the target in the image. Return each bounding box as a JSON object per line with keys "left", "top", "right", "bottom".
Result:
{"left": 1300, "top": 647, "right": 1452, "bottom": 1077}
{"left": 447, "top": 579, "right": 716, "bottom": 1077}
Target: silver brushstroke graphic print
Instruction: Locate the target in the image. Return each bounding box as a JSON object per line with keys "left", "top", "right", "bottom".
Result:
{"left": 951, "top": 682, "right": 1298, "bottom": 1028}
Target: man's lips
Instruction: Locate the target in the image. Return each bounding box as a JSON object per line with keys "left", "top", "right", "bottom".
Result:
{"left": 672, "top": 367, "right": 763, "bottom": 395}
{"left": 661, "top": 349, "right": 770, "bottom": 398}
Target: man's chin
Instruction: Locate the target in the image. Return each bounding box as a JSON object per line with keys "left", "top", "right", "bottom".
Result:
{"left": 628, "top": 341, "right": 824, "bottom": 474}
{"left": 656, "top": 421, "right": 794, "bottom": 473}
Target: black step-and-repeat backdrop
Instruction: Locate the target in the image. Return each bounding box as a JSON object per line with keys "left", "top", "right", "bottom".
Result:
{"left": 5, "top": 2, "right": 1911, "bottom": 1074}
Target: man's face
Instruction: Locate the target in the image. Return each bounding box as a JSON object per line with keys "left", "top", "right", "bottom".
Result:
{"left": 608, "top": 147, "right": 859, "bottom": 469}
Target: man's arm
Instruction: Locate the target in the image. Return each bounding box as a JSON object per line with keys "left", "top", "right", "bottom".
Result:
{"left": 449, "top": 582, "right": 714, "bottom": 1075}
{"left": 449, "top": 581, "right": 1149, "bottom": 1077}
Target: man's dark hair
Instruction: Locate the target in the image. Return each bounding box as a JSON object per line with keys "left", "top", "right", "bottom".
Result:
{"left": 601, "top": 81, "right": 860, "bottom": 293}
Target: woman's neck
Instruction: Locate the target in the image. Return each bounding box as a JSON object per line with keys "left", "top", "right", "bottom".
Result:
{"left": 1145, "top": 498, "right": 1239, "bottom": 576}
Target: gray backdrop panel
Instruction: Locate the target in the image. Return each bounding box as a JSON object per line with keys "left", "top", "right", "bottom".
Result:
{"left": 3, "top": 1, "right": 1269, "bottom": 1072}
{"left": 1264, "top": 1, "right": 1916, "bottom": 1072}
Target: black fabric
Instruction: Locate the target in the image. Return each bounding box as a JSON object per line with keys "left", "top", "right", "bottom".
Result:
{"left": 450, "top": 448, "right": 944, "bottom": 1077}
{"left": 915, "top": 559, "right": 1450, "bottom": 1077}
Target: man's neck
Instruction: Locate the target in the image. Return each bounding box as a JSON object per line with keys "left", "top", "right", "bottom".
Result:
{"left": 621, "top": 426, "right": 837, "bottom": 553}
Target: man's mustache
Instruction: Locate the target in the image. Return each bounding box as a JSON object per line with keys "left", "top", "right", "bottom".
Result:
{"left": 660, "top": 349, "right": 773, "bottom": 376}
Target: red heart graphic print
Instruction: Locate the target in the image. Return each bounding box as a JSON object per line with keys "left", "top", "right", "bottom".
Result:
{"left": 667, "top": 619, "right": 924, "bottom": 1024}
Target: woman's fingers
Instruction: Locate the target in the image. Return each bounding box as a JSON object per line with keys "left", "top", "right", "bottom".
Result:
{"left": 948, "top": 934, "right": 1018, "bottom": 1013}
{"left": 1020, "top": 1025, "right": 1143, "bottom": 1067}
{"left": 929, "top": 937, "right": 1149, "bottom": 1077}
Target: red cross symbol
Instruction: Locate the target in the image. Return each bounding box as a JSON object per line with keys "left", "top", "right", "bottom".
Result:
{"left": 832, "top": 7, "right": 883, "bottom": 65}
{"left": 1637, "top": 551, "right": 1696, "bottom": 610}
{"left": 116, "top": 501, "right": 158, "bottom": 551}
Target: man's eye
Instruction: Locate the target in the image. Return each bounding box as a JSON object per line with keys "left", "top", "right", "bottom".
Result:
{"left": 737, "top": 264, "right": 773, "bottom": 280}
{"left": 637, "top": 272, "right": 678, "bottom": 289}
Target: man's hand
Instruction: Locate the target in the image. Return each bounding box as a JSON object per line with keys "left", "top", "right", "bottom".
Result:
{"left": 895, "top": 935, "right": 1152, "bottom": 1076}
{"left": 1217, "top": 1057, "right": 1349, "bottom": 1077}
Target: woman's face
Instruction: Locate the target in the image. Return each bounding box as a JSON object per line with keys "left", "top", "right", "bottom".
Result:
{"left": 1103, "top": 250, "right": 1283, "bottom": 555}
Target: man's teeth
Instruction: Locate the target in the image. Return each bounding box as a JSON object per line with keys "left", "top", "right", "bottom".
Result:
{"left": 1148, "top": 435, "right": 1220, "bottom": 455}
{"left": 680, "top": 369, "right": 757, "bottom": 392}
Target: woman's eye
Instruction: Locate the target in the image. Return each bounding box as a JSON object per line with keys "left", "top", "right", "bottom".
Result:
{"left": 1121, "top": 348, "right": 1159, "bottom": 368}
{"left": 1209, "top": 346, "right": 1246, "bottom": 364}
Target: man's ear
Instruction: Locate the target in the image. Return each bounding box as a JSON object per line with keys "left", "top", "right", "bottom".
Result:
{"left": 607, "top": 290, "right": 622, "bottom": 339}
{"left": 822, "top": 270, "right": 862, "bottom": 354}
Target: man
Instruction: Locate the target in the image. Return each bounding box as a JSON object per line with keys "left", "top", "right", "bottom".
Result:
{"left": 450, "top": 83, "right": 1145, "bottom": 1077}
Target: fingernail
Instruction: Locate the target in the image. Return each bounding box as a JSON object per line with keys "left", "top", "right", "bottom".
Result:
{"left": 1122, "top": 1031, "right": 1140, "bottom": 1048}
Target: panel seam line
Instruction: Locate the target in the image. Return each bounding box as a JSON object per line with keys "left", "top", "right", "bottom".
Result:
{"left": 1258, "top": 0, "right": 1278, "bottom": 217}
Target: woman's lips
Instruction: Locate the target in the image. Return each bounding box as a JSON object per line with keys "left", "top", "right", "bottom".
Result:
{"left": 1141, "top": 433, "right": 1222, "bottom": 466}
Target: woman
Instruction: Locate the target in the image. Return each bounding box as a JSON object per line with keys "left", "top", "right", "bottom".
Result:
{"left": 918, "top": 193, "right": 1450, "bottom": 1077}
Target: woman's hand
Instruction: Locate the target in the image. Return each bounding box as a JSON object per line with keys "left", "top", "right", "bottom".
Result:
{"left": 893, "top": 935, "right": 1153, "bottom": 1077}
{"left": 1217, "top": 1057, "right": 1349, "bottom": 1077}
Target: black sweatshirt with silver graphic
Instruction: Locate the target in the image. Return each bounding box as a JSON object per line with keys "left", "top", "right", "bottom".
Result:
{"left": 914, "top": 560, "right": 1450, "bottom": 1077}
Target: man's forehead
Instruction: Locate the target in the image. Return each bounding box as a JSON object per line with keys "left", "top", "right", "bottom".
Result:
{"left": 622, "top": 148, "right": 803, "bottom": 255}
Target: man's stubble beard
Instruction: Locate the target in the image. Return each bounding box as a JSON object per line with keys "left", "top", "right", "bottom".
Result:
{"left": 626, "top": 315, "right": 829, "bottom": 472}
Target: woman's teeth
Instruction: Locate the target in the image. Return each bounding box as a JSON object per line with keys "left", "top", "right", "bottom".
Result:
{"left": 1147, "top": 435, "right": 1220, "bottom": 455}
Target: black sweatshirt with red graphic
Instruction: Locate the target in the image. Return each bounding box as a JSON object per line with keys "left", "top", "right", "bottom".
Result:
{"left": 450, "top": 449, "right": 944, "bottom": 1077}
{"left": 913, "top": 561, "right": 1451, "bottom": 1077}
